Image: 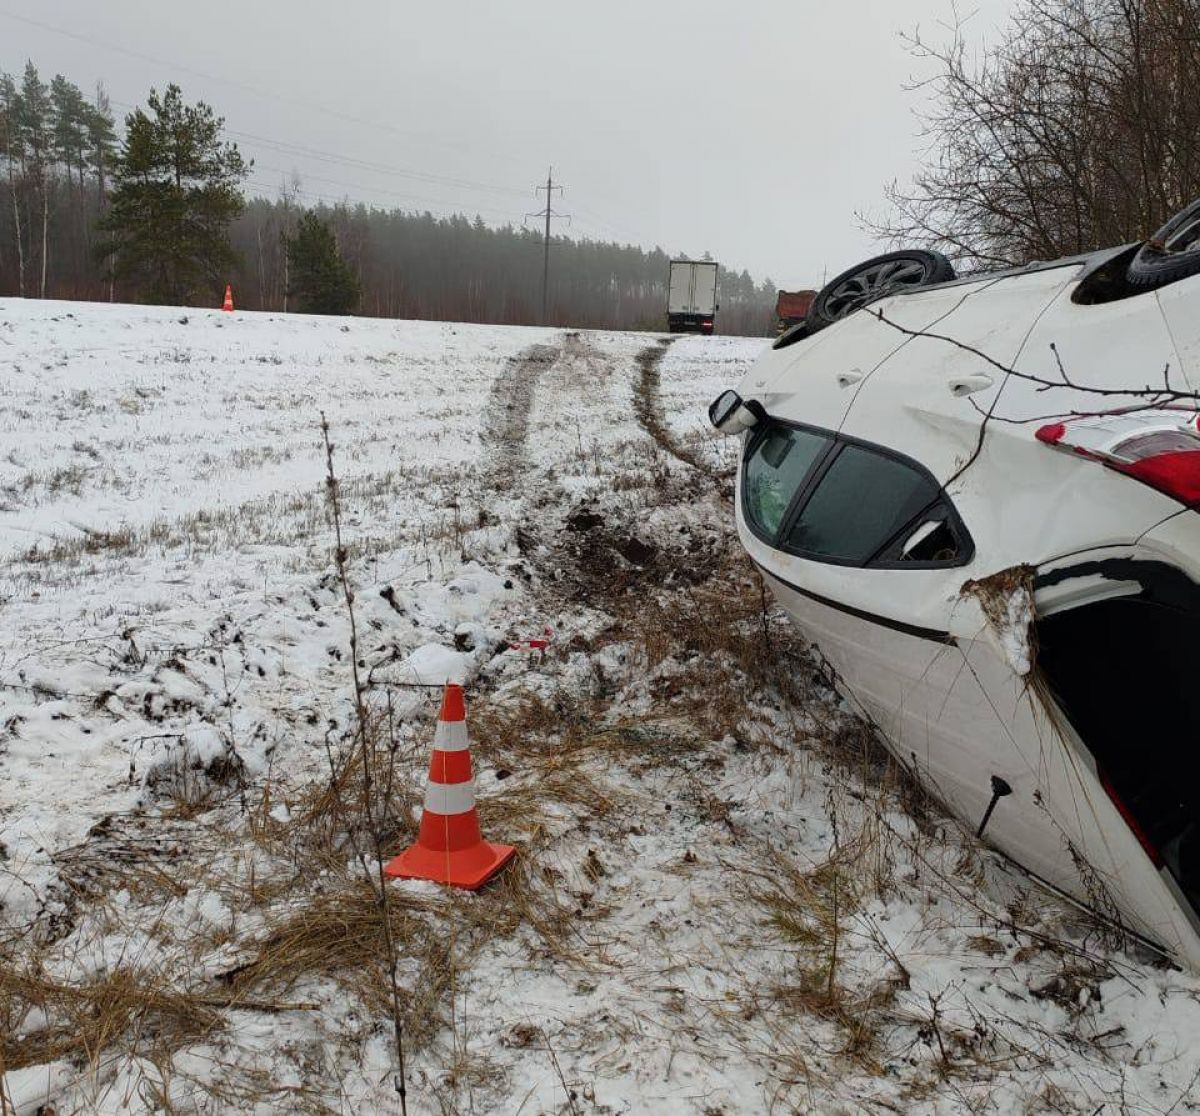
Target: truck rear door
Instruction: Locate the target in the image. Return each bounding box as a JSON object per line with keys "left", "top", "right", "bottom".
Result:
{"left": 669, "top": 264, "right": 693, "bottom": 314}
{"left": 693, "top": 265, "right": 717, "bottom": 315}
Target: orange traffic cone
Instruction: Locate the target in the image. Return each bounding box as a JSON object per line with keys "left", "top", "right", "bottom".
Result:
{"left": 384, "top": 683, "right": 515, "bottom": 890}
{"left": 222, "top": 284, "right": 234, "bottom": 312}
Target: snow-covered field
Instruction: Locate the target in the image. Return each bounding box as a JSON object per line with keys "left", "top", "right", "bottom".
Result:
{"left": 2, "top": 300, "right": 1200, "bottom": 1115}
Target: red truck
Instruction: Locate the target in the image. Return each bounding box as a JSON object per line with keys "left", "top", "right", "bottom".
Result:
{"left": 775, "top": 289, "right": 816, "bottom": 335}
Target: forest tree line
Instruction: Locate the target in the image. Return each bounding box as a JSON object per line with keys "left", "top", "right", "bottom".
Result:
{"left": 231, "top": 200, "right": 779, "bottom": 332}
{"left": 0, "top": 61, "right": 779, "bottom": 334}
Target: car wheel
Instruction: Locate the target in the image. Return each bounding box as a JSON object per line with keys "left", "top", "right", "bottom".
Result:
{"left": 1127, "top": 198, "right": 1200, "bottom": 291}
{"left": 807, "top": 249, "right": 956, "bottom": 333}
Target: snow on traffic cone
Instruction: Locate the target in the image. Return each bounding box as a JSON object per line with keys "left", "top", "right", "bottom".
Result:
{"left": 383, "top": 683, "right": 515, "bottom": 890}
{"left": 222, "top": 284, "right": 234, "bottom": 312}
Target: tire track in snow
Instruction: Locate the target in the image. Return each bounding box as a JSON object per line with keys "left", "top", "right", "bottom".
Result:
{"left": 481, "top": 340, "right": 560, "bottom": 488}
{"left": 632, "top": 337, "right": 728, "bottom": 480}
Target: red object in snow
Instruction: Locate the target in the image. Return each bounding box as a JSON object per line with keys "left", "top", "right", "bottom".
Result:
{"left": 222, "top": 284, "right": 234, "bottom": 312}
{"left": 509, "top": 626, "right": 553, "bottom": 654}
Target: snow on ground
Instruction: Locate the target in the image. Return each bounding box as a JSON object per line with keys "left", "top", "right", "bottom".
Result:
{"left": 2, "top": 301, "right": 1200, "bottom": 1115}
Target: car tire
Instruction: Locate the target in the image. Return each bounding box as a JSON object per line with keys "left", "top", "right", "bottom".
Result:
{"left": 1127, "top": 198, "right": 1200, "bottom": 291}
{"left": 807, "top": 249, "right": 956, "bottom": 333}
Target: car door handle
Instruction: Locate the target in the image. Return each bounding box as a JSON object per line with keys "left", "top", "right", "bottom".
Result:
{"left": 948, "top": 374, "right": 993, "bottom": 396}
{"left": 836, "top": 370, "right": 863, "bottom": 388}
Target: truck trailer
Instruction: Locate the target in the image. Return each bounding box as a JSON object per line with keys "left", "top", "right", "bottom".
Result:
{"left": 774, "top": 289, "right": 816, "bottom": 334}
{"left": 667, "top": 259, "right": 718, "bottom": 334}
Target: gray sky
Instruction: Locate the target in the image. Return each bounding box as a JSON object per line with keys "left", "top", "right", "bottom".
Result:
{"left": 2, "top": 0, "right": 1014, "bottom": 288}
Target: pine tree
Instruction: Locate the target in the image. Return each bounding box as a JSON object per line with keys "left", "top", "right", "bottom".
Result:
{"left": 50, "top": 76, "right": 87, "bottom": 191}
{"left": 285, "top": 211, "right": 360, "bottom": 315}
{"left": 96, "top": 84, "right": 248, "bottom": 304}
{"left": 0, "top": 73, "right": 25, "bottom": 296}
{"left": 50, "top": 75, "right": 89, "bottom": 284}
{"left": 19, "top": 63, "right": 52, "bottom": 297}
{"left": 86, "top": 84, "right": 116, "bottom": 208}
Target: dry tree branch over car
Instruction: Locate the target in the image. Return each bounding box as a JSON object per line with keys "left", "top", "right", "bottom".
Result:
{"left": 869, "top": 0, "right": 1200, "bottom": 267}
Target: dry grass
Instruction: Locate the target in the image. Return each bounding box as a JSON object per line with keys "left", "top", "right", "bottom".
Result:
{"left": 283, "top": 720, "right": 419, "bottom": 871}
{"left": 746, "top": 809, "right": 909, "bottom": 1059}
{"left": 14, "top": 463, "right": 472, "bottom": 572}
{"left": 220, "top": 880, "right": 449, "bottom": 1047}
{"left": 0, "top": 949, "right": 339, "bottom": 1113}
{"left": 472, "top": 685, "right": 690, "bottom": 771}
{"left": 214, "top": 850, "right": 589, "bottom": 1054}
{"left": 621, "top": 559, "right": 817, "bottom": 745}
{"left": 0, "top": 725, "right": 593, "bottom": 1088}
{"left": 0, "top": 962, "right": 222, "bottom": 1072}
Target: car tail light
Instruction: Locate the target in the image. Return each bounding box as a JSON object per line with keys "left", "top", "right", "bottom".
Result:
{"left": 1035, "top": 411, "right": 1200, "bottom": 509}
{"left": 1034, "top": 422, "right": 1066, "bottom": 445}
{"left": 1111, "top": 449, "right": 1200, "bottom": 508}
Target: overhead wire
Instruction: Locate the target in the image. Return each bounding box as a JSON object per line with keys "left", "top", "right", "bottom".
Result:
{"left": 244, "top": 177, "right": 622, "bottom": 244}
{"left": 1, "top": 7, "right": 656, "bottom": 247}
{"left": 103, "top": 97, "right": 532, "bottom": 205}
{"left": 243, "top": 174, "right": 519, "bottom": 222}
{"left": 0, "top": 7, "right": 526, "bottom": 168}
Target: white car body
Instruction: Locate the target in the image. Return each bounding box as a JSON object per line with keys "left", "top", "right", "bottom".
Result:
{"left": 722, "top": 248, "right": 1200, "bottom": 969}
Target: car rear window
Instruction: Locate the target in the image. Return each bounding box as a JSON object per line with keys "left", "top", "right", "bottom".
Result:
{"left": 784, "top": 443, "right": 939, "bottom": 563}
{"left": 743, "top": 425, "right": 830, "bottom": 539}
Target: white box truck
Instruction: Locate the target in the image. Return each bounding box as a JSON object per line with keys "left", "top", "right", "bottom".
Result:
{"left": 667, "top": 259, "right": 719, "bottom": 334}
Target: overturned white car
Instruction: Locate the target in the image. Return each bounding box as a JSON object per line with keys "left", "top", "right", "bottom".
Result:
{"left": 711, "top": 201, "right": 1200, "bottom": 969}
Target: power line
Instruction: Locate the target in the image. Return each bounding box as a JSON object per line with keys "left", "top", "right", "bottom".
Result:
{"left": 0, "top": 7, "right": 527, "bottom": 169}
{"left": 0, "top": 9, "right": 654, "bottom": 250}
{"left": 104, "top": 93, "right": 639, "bottom": 241}
{"left": 244, "top": 177, "right": 619, "bottom": 245}
{"left": 525, "top": 167, "right": 571, "bottom": 325}
{"left": 103, "top": 96, "right": 531, "bottom": 204}
{"left": 0, "top": 8, "right": 659, "bottom": 253}
{"left": 248, "top": 166, "right": 522, "bottom": 221}
{"left": 228, "top": 132, "right": 530, "bottom": 199}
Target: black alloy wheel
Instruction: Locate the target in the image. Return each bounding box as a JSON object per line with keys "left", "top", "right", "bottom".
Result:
{"left": 1127, "top": 198, "right": 1200, "bottom": 291}
{"left": 807, "top": 249, "right": 956, "bottom": 333}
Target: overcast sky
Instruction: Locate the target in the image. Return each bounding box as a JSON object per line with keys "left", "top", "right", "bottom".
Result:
{"left": 2, "top": 0, "right": 1015, "bottom": 289}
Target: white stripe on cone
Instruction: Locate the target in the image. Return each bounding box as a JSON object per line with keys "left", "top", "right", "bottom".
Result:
{"left": 423, "top": 780, "right": 476, "bottom": 816}
{"left": 432, "top": 720, "right": 469, "bottom": 752}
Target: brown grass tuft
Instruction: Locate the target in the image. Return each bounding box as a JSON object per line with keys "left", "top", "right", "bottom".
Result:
{"left": 0, "top": 963, "right": 221, "bottom": 1072}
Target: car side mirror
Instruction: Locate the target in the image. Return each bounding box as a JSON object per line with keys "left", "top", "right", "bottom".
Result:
{"left": 708, "top": 389, "right": 760, "bottom": 435}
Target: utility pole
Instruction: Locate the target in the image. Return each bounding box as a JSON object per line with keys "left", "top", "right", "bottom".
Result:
{"left": 526, "top": 167, "right": 570, "bottom": 326}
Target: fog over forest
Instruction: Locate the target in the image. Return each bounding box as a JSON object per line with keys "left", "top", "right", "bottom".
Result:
{"left": 0, "top": 60, "right": 778, "bottom": 333}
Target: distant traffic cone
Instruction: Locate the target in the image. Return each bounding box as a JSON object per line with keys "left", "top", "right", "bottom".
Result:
{"left": 383, "top": 683, "right": 515, "bottom": 890}
{"left": 222, "top": 284, "right": 234, "bottom": 312}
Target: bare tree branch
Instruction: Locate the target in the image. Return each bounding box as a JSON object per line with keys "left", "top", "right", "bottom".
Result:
{"left": 866, "top": 0, "right": 1200, "bottom": 266}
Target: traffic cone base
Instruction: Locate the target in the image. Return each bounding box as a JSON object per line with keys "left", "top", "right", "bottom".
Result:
{"left": 384, "top": 836, "right": 515, "bottom": 891}
{"left": 383, "top": 682, "right": 515, "bottom": 891}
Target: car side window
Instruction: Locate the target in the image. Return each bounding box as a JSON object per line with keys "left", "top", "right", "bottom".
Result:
{"left": 784, "top": 442, "right": 946, "bottom": 564}
{"left": 743, "top": 424, "right": 831, "bottom": 539}
{"left": 881, "top": 507, "right": 965, "bottom": 564}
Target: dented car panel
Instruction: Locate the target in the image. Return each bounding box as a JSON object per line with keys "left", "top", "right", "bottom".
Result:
{"left": 723, "top": 258, "right": 1200, "bottom": 969}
